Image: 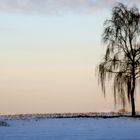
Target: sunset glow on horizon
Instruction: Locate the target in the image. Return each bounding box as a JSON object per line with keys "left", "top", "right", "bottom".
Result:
{"left": 0, "top": 0, "right": 140, "bottom": 114}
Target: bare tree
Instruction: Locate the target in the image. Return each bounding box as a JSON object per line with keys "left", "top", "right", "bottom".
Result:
{"left": 98, "top": 3, "right": 140, "bottom": 116}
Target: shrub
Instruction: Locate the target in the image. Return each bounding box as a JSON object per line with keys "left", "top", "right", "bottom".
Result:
{"left": 0, "top": 121, "right": 9, "bottom": 127}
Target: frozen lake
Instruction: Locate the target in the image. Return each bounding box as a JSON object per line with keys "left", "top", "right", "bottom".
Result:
{"left": 0, "top": 117, "right": 140, "bottom": 140}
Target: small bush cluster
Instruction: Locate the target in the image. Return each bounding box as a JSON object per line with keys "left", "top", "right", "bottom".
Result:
{"left": 0, "top": 121, "right": 9, "bottom": 127}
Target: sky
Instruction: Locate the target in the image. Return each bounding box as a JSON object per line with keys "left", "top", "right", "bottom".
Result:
{"left": 0, "top": 0, "right": 140, "bottom": 114}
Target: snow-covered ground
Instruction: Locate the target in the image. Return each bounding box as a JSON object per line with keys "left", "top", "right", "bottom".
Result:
{"left": 0, "top": 117, "right": 140, "bottom": 140}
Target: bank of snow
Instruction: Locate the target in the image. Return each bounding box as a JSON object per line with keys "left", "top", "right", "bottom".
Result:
{"left": 0, "top": 117, "right": 140, "bottom": 140}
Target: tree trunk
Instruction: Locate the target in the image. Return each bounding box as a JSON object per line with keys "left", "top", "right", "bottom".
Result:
{"left": 131, "top": 93, "right": 136, "bottom": 116}
{"left": 131, "top": 69, "right": 136, "bottom": 116}
{"left": 131, "top": 61, "right": 136, "bottom": 117}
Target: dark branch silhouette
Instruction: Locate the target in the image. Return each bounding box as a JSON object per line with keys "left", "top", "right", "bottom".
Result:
{"left": 97, "top": 3, "right": 140, "bottom": 116}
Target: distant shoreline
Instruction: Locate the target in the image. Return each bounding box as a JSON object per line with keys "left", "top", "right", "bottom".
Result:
{"left": 1, "top": 112, "right": 140, "bottom": 120}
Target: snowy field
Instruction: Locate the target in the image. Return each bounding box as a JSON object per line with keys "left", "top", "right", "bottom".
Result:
{"left": 0, "top": 117, "right": 140, "bottom": 140}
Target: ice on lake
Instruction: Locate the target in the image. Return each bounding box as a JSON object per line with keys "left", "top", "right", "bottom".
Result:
{"left": 0, "top": 117, "right": 140, "bottom": 140}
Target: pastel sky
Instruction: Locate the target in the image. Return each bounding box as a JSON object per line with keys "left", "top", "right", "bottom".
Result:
{"left": 0, "top": 0, "right": 140, "bottom": 114}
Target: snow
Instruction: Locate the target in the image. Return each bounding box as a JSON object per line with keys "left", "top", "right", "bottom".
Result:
{"left": 0, "top": 117, "right": 140, "bottom": 140}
